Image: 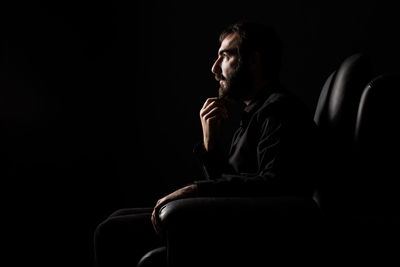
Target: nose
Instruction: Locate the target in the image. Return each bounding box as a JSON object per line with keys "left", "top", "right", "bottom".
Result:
{"left": 211, "top": 57, "right": 221, "bottom": 75}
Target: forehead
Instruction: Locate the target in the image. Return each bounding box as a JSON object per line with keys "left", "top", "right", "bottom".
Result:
{"left": 219, "top": 32, "right": 240, "bottom": 52}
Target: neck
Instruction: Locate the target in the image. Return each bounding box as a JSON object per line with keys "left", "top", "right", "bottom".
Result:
{"left": 243, "top": 79, "right": 271, "bottom": 105}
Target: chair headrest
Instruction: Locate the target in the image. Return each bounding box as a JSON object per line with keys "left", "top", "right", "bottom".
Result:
{"left": 314, "top": 71, "right": 336, "bottom": 125}
{"left": 355, "top": 73, "right": 400, "bottom": 150}
{"left": 315, "top": 53, "right": 372, "bottom": 145}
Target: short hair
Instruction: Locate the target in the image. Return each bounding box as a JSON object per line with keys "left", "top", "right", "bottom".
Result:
{"left": 219, "top": 20, "right": 283, "bottom": 84}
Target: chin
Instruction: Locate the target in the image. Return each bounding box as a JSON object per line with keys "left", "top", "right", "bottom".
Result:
{"left": 218, "top": 86, "right": 227, "bottom": 98}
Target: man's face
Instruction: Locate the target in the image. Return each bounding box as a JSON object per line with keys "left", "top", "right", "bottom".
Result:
{"left": 211, "top": 33, "right": 252, "bottom": 100}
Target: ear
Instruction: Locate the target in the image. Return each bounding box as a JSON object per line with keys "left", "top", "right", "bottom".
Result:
{"left": 248, "top": 51, "right": 262, "bottom": 73}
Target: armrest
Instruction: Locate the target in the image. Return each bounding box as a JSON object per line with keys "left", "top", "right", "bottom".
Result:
{"left": 158, "top": 196, "right": 322, "bottom": 267}
{"left": 159, "top": 196, "right": 321, "bottom": 229}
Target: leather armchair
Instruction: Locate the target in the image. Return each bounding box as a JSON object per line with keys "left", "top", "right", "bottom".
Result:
{"left": 328, "top": 72, "right": 400, "bottom": 264}
{"left": 137, "top": 53, "right": 373, "bottom": 267}
{"left": 313, "top": 53, "right": 372, "bottom": 215}
{"left": 353, "top": 73, "right": 400, "bottom": 215}
{"left": 159, "top": 196, "right": 321, "bottom": 267}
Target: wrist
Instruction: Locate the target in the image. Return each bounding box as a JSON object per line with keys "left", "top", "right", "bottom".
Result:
{"left": 190, "top": 183, "right": 199, "bottom": 196}
{"left": 203, "top": 140, "right": 215, "bottom": 152}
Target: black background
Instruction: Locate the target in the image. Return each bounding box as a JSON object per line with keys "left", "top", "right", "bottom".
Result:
{"left": 1, "top": 1, "right": 399, "bottom": 266}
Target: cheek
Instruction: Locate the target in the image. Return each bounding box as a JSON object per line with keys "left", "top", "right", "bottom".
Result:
{"left": 221, "top": 58, "right": 239, "bottom": 77}
{"left": 222, "top": 61, "right": 236, "bottom": 78}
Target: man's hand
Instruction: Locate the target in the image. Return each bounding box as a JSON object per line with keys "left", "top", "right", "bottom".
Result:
{"left": 151, "top": 184, "right": 198, "bottom": 235}
{"left": 200, "top": 97, "right": 228, "bottom": 152}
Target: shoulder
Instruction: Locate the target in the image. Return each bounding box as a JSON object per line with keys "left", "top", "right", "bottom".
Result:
{"left": 256, "top": 90, "right": 304, "bottom": 117}
{"left": 256, "top": 90, "right": 316, "bottom": 129}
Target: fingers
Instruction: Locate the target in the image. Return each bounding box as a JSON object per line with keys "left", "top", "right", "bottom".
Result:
{"left": 203, "top": 107, "right": 228, "bottom": 121}
{"left": 151, "top": 198, "right": 166, "bottom": 236}
{"left": 200, "top": 99, "right": 228, "bottom": 120}
{"left": 151, "top": 208, "right": 160, "bottom": 235}
{"left": 152, "top": 199, "right": 163, "bottom": 235}
{"left": 201, "top": 97, "right": 219, "bottom": 110}
{"left": 202, "top": 98, "right": 227, "bottom": 113}
{"left": 201, "top": 103, "right": 228, "bottom": 119}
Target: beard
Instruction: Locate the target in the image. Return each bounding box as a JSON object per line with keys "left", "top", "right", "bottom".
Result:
{"left": 218, "top": 60, "right": 252, "bottom": 101}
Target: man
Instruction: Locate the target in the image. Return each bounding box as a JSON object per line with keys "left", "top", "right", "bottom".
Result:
{"left": 94, "top": 20, "right": 320, "bottom": 267}
{"left": 151, "top": 20, "right": 319, "bottom": 233}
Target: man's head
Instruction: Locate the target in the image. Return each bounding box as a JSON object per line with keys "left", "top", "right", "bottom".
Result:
{"left": 211, "top": 20, "right": 282, "bottom": 102}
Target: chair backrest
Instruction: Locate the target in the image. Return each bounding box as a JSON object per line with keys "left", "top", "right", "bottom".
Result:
{"left": 353, "top": 73, "right": 400, "bottom": 215}
{"left": 313, "top": 53, "right": 372, "bottom": 214}
{"left": 315, "top": 53, "right": 372, "bottom": 148}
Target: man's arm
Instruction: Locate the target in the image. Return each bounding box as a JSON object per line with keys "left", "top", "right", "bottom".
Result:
{"left": 151, "top": 184, "right": 198, "bottom": 235}
{"left": 199, "top": 97, "right": 228, "bottom": 152}
{"left": 151, "top": 98, "right": 229, "bottom": 234}
{"left": 193, "top": 97, "right": 230, "bottom": 179}
{"left": 193, "top": 113, "right": 318, "bottom": 197}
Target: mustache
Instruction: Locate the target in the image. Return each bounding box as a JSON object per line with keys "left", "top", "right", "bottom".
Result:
{"left": 215, "top": 74, "right": 225, "bottom": 81}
